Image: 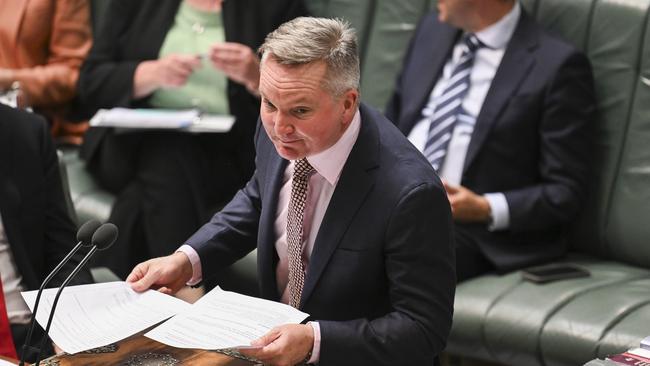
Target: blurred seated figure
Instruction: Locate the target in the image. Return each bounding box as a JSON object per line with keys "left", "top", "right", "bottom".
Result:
{"left": 0, "top": 104, "right": 93, "bottom": 363}
{"left": 0, "top": 0, "right": 92, "bottom": 145}
{"left": 386, "top": 0, "right": 596, "bottom": 281}
{"left": 77, "top": 0, "right": 308, "bottom": 279}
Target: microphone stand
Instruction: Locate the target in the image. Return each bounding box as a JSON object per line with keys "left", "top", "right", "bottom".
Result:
{"left": 33, "top": 245, "right": 99, "bottom": 366}
{"left": 19, "top": 241, "right": 85, "bottom": 366}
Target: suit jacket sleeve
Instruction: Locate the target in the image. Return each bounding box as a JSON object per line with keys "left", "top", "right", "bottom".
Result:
{"left": 318, "top": 181, "right": 456, "bottom": 365}
{"left": 504, "top": 51, "right": 595, "bottom": 232}
{"left": 77, "top": 0, "right": 142, "bottom": 110}
{"left": 12, "top": 0, "right": 92, "bottom": 107}
{"left": 34, "top": 115, "right": 93, "bottom": 286}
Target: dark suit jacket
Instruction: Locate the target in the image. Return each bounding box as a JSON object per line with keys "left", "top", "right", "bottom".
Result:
{"left": 185, "top": 104, "right": 456, "bottom": 365}
{"left": 77, "top": 0, "right": 308, "bottom": 164}
{"left": 0, "top": 105, "right": 92, "bottom": 291}
{"left": 386, "top": 10, "right": 596, "bottom": 271}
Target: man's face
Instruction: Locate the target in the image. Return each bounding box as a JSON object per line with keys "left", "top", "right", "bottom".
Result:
{"left": 437, "top": 0, "right": 475, "bottom": 28}
{"left": 259, "top": 58, "right": 358, "bottom": 161}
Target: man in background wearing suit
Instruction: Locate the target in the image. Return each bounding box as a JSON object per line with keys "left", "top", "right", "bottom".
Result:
{"left": 0, "top": 105, "right": 93, "bottom": 362}
{"left": 127, "top": 17, "right": 456, "bottom": 366}
{"left": 386, "top": 0, "right": 596, "bottom": 281}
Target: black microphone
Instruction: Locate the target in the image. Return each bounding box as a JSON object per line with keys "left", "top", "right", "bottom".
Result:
{"left": 33, "top": 223, "right": 118, "bottom": 366}
{"left": 19, "top": 219, "right": 101, "bottom": 365}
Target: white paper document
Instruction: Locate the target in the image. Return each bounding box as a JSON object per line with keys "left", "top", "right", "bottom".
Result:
{"left": 145, "top": 287, "right": 309, "bottom": 350}
{"left": 21, "top": 281, "right": 191, "bottom": 354}
{"left": 90, "top": 107, "right": 234, "bottom": 132}
{"left": 0, "top": 360, "right": 16, "bottom": 366}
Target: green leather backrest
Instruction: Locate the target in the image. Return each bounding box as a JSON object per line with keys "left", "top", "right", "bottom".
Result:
{"left": 529, "top": 0, "right": 650, "bottom": 263}
{"left": 305, "top": 0, "right": 435, "bottom": 109}
{"left": 604, "top": 0, "right": 650, "bottom": 266}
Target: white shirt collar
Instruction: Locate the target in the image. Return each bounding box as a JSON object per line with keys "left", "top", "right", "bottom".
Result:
{"left": 474, "top": 1, "right": 521, "bottom": 50}
{"left": 304, "top": 109, "right": 361, "bottom": 186}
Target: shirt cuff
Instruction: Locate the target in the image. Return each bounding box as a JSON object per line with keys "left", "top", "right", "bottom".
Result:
{"left": 177, "top": 245, "right": 202, "bottom": 286}
{"left": 484, "top": 193, "right": 510, "bottom": 231}
{"left": 307, "top": 321, "right": 321, "bottom": 364}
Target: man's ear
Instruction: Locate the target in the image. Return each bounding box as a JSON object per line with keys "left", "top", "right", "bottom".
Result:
{"left": 341, "top": 89, "right": 359, "bottom": 122}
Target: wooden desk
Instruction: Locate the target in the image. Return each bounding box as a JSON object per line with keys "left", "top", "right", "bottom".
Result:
{"left": 17, "top": 335, "right": 257, "bottom": 366}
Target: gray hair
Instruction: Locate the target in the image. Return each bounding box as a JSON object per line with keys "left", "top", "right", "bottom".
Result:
{"left": 258, "top": 17, "right": 360, "bottom": 97}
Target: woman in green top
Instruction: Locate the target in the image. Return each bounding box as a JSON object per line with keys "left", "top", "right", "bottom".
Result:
{"left": 78, "top": 0, "right": 308, "bottom": 278}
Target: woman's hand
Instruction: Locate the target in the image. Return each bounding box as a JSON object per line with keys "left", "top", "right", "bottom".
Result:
{"left": 133, "top": 54, "right": 202, "bottom": 98}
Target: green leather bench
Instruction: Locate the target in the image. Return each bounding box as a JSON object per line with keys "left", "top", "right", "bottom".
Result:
{"left": 61, "top": 0, "right": 650, "bottom": 364}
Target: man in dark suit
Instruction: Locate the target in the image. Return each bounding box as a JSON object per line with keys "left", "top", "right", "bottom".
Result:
{"left": 386, "top": 0, "right": 596, "bottom": 280}
{"left": 127, "top": 17, "right": 455, "bottom": 366}
{"left": 0, "top": 105, "right": 93, "bottom": 361}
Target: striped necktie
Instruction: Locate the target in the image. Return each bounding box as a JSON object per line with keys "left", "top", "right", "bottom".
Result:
{"left": 423, "top": 34, "right": 483, "bottom": 171}
{"left": 286, "top": 158, "right": 315, "bottom": 309}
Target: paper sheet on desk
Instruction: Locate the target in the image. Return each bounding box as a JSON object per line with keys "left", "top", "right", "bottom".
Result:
{"left": 21, "top": 282, "right": 191, "bottom": 354}
{"left": 90, "top": 108, "right": 235, "bottom": 132}
{"left": 0, "top": 360, "right": 17, "bottom": 366}
{"left": 145, "top": 286, "right": 309, "bottom": 350}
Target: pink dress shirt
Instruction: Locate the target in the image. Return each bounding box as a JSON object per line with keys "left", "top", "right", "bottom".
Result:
{"left": 179, "top": 109, "right": 362, "bottom": 364}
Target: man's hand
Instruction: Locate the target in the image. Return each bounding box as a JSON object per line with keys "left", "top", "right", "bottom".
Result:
{"left": 209, "top": 42, "right": 260, "bottom": 95}
{"left": 133, "top": 54, "right": 202, "bottom": 98}
{"left": 443, "top": 180, "right": 491, "bottom": 223}
{"left": 126, "top": 252, "right": 194, "bottom": 295}
{"left": 239, "top": 324, "right": 314, "bottom": 366}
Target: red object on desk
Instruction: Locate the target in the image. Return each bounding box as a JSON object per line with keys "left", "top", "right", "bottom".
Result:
{"left": 0, "top": 278, "right": 18, "bottom": 359}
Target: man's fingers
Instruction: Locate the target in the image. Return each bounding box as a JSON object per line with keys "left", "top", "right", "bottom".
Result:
{"left": 126, "top": 262, "right": 148, "bottom": 283}
{"left": 129, "top": 266, "right": 160, "bottom": 293}
{"left": 241, "top": 338, "right": 282, "bottom": 362}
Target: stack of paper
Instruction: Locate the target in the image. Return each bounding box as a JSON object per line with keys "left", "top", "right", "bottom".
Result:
{"left": 22, "top": 282, "right": 191, "bottom": 354}
{"left": 89, "top": 108, "right": 235, "bottom": 133}
{"left": 22, "top": 283, "right": 309, "bottom": 355}
{"left": 90, "top": 108, "right": 199, "bottom": 129}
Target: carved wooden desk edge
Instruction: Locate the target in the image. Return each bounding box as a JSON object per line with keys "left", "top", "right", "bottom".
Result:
{"left": 40, "top": 334, "right": 256, "bottom": 365}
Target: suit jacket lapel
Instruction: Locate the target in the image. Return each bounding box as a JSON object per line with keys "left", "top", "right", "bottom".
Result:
{"left": 463, "top": 11, "right": 539, "bottom": 172}
{"left": 300, "top": 106, "right": 379, "bottom": 307}
{"left": 401, "top": 24, "right": 460, "bottom": 135}
{"left": 257, "top": 149, "right": 287, "bottom": 301}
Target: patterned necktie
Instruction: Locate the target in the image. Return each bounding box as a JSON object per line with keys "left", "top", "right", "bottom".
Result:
{"left": 423, "top": 34, "right": 483, "bottom": 171}
{"left": 0, "top": 278, "right": 18, "bottom": 359}
{"left": 286, "top": 158, "right": 315, "bottom": 309}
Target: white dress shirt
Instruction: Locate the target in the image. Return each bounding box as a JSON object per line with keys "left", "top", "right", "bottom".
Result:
{"left": 407, "top": 2, "right": 521, "bottom": 230}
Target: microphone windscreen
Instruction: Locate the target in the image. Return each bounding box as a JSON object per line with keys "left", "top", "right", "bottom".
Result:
{"left": 91, "top": 223, "right": 119, "bottom": 251}
{"left": 76, "top": 219, "right": 102, "bottom": 245}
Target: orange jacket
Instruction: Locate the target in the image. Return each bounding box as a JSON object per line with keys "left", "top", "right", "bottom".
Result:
{"left": 0, "top": 0, "right": 92, "bottom": 143}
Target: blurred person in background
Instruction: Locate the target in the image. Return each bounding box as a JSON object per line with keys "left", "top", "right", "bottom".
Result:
{"left": 0, "top": 104, "right": 93, "bottom": 363}
{"left": 386, "top": 0, "right": 595, "bottom": 281}
{"left": 77, "top": 0, "right": 308, "bottom": 279}
{"left": 0, "top": 0, "right": 92, "bottom": 145}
